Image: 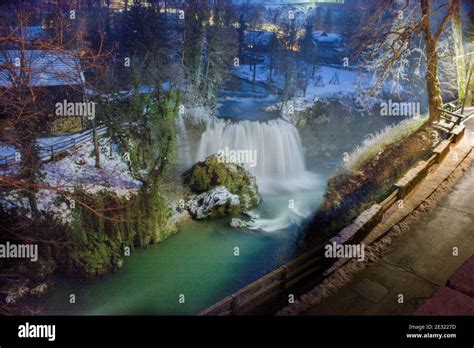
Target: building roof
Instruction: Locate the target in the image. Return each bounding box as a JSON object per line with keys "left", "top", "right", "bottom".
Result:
{"left": 0, "top": 50, "right": 84, "bottom": 88}
{"left": 312, "top": 31, "right": 343, "bottom": 45}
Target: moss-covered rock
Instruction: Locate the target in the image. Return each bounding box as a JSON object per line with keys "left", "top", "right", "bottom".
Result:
{"left": 182, "top": 155, "right": 260, "bottom": 212}
{"left": 61, "top": 186, "right": 174, "bottom": 277}
{"left": 186, "top": 186, "right": 241, "bottom": 219}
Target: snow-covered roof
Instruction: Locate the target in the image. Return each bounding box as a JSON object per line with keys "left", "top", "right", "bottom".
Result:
{"left": 312, "top": 31, "right": 343, "bottom": 45}
{"left": 244, "top": 31, "right": 276, "bottom": 47}
{"left": 0, "top": 50, "right": 84, "bottom": 88}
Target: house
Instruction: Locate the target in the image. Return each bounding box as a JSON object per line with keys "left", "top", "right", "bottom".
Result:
{"left": 0, "top": 50, "right": 87, "bottom": 134}
{"left": 311, "top": 30, "right": 345, "bottom": 64}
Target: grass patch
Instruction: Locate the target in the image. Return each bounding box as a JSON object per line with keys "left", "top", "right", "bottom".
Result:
{"left": 342, "top": 116, "right": 428, "bottom": 172}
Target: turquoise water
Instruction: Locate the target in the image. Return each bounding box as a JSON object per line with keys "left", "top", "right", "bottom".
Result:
{"left": 45, "top": 181, "right": 327, "bottom": 315}
{"left": 44, "top": 79, "right": 329, "bottom": 315}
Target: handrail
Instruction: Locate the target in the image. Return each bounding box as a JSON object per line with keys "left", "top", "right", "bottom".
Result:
{"left": 0, "top": 126, "right": 107, "bottom": 168}
{"left": 199, "top": 242, "right": 330, "bottom": 316}
{"left": 438, "top": 107, "right": 465, "bottom": 120}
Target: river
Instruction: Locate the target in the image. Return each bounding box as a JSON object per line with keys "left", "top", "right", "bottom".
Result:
{"left": 44, "top": 78, "right": 338, "bottom": 315}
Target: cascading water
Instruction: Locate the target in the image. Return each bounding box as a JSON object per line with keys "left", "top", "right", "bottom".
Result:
{"left": 196, "top": 118, "right": 321, "bottom": 232}
{"left": 197, "top": 119, "right": 315, "bottom": 191}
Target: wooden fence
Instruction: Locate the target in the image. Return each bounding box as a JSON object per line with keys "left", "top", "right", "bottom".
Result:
{"left": 0, "top": 126, "right": 107, "bottom": 168}
{"left": 199, "top": 243, "right": 331, "bottom": 316}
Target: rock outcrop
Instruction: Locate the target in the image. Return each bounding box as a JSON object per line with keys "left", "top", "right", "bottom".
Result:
{"left": 187, "top": 186, "right": 240, "bottom": 219}
{"left": 182, "top": 155, "right": 261, "bottom": 219}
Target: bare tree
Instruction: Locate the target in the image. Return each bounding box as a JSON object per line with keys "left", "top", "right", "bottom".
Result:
{"left": 357, "top": 0, "right": 462, "bottom": 123}
{"left": 0, "top": 2, "right": 115, "bottom": 217}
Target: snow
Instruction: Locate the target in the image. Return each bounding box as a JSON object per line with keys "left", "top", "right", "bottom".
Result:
{"left": 42, "top": 137, "right": 141, "bottom": 198}
{"left": 233, "top": 62, "right": 360, "bottom": 99}
{"left": 1, "top": 136, "right": 141, "bottom": 225}
{"left": 0, "top": 145, "right": 16, "bottom": 158}
{"left": 305, "top": 67, "right": 358, "bottom": 98}
{"left": 186, "top": 186, "right": 240, "bottom": 220}
{"left": 1, "top": 127, "right": 108, "bottom": 165}
{"left": 312, "top": 31, "right": 343, "bottom": 45}
{"left": 231, "top": 53, "right": 402, "bottom": 125}
{"left": 184, "top": 105, "right": 217, "bottom": 125}
{"left": 86, "top": 82, "right": 170, "bottom": 100}
{"left": 0, "top": 50, "right": 84, "bottom": 87}
{"left": 38, "top": 127, "right": 107, "bottom": 148}
{"left": 233, "top": 64, "right": 272, "bottom": 85}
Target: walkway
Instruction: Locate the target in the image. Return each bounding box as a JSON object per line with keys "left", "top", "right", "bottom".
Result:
{"left": 302, "top": 115, "right": 474, "bottom": 315}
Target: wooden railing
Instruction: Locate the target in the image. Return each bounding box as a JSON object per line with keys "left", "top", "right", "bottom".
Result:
{"left": 0, "top": 126, "right": 107, "bottom": 168}
{"left": 199, "top": 243, "right": 331, "bottom": 316}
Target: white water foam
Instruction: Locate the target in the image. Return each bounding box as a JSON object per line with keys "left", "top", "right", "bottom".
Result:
{"left": 196, "top": 118, "right": 321, "bottom": 232}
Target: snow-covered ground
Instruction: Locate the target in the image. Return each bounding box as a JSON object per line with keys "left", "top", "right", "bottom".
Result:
{"left": 233, "top": 60, "right": 372, "bottom": 124}
{"left": 234, "top": 63, "right": 360, "bottom": 99}
{"left": 233, "top": 61, "right": 365, "bottom": 111}
{"left": 0, "top": 145, "right": 16, "bottom": 158}
{"left": 86, "top": 82, "right": 170, "bottom": 101}
{"left": 42, "top": 137, "right": 140, "bottom": 196}
{"left": 1, "top": 137, "right": 141, "bottom": 225}
{"left": 233, "top": 59, "right": 394, "bottom": 124}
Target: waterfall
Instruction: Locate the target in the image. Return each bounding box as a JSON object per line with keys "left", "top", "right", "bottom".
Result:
{"left": 176, "top": 114, "right": 193, "bottom": 169}
{"left": 196, "top": 118, "right": 322, "bottom": 232}
{"left": 196, "top": 119, "right": 315, "bottom": 193}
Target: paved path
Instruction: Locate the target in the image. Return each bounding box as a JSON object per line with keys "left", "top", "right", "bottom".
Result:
{"left": 304, "top": 117, "right": 474, "bottom": 315}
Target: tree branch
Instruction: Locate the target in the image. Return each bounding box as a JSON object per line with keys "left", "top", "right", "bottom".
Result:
{"left": 434, "top": 1, "right": 455, "bottom": 42}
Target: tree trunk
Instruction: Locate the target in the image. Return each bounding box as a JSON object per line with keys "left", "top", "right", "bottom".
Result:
{"left": 462, "top": 57, "right": 473, "bottom": 109}
{"left": 204, "top": 49, "right": 211, "bottom": 97}
{"left": 303, "top": 64, "right": 310, "bottom": 98}
{"left": 421, "top": 0, "right": 443, "bottom": 123}
{"left": 252, "top": 59, "right": 257, "bottom": 83}
{"left": 425, "top": 40, "right": 443, "bottom": 123}
{"left": 194, "top": 31, "right": 206, "bottom": 88}
{"left": 16, "top": 124, "right": 41, "bottom": 219}
{"left": 283, "top": 63, "right": 292, "bottom": 103}
{"left": 92, "top": 121, "right": 101, "bottom": 169}
{"left": 27, "top": 191, "right": 40, "bottom": 221}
